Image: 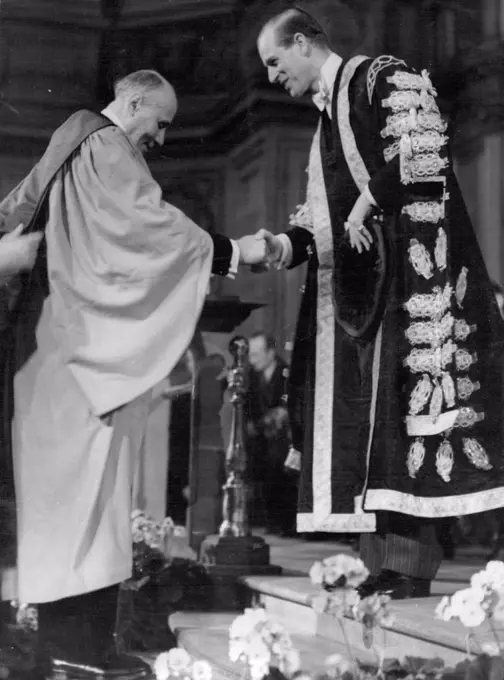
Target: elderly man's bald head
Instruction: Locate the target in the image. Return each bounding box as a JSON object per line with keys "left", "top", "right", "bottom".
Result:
{"left": 113, "top": 70, "right": 175, "bottom": 102}
{"left": 108, "top": 69, "right": 178, "bottom": 155}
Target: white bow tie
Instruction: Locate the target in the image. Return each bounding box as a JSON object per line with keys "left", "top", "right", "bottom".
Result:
{"left": 312, "top": 84, "right": 331, "bottom": 112}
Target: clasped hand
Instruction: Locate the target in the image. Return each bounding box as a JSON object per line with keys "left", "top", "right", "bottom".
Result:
{"left": 237, "top": 229, "right": 283, "bottom": 268}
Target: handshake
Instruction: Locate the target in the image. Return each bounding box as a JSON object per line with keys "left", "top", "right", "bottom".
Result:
{"left": 236, "top": 229, "right": 286, "bottom": 270}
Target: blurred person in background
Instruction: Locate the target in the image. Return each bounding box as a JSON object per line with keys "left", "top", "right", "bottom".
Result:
{"left": 245, "top": 332, "right": 297, "bottom": 537}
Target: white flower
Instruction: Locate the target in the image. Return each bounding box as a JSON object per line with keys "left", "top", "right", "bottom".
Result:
{"left": 228, "top": 607, "right": 298, "bottom": 680}
{"left": 173, "top": 525, "right": 187, "bottom": 538}
{"left": 470, "top": 561, "right": 504, "bottom": 596}
{"left": 166, "top": 648, "right": 192, "bottom": 675}
{"left": 309, "top": 561, "right": 324, "bottom": 586}
{"left": 450, "top": 588, "right": 486, "bottom": 628}
{"left": 192, "top": 660, "right": 212, "bottom": 680}
{"left": 471, "top": 571, "right": 490, "bottom": 593}
{"left": 249, "top": 659, "right": 270, "bottom": 680}
{"left": 15, "top": 603, "right": 38, "bottom": 631}
{"left": 229, "top": 640, "right": 247, "bottom": 663}
{"left": 481, "top": 641, "right": 501, "bottom": 656}
{"left": 321, "top": 555, "right": 369, "bottom": 588}
{"left": 352, "top": 592, "right": 395, "bottom": 628}
{"left": 247, "top": 637, "right": 271, "bottom": 661}
{"left": 491, "top": 588, "right": 504, "bottom": 622}
{"left": 161, "top": 517, "right": 175, "bottom": 536}
{"left": 154, "top": 652, "right": 171, "bottom": 680}
{"left": 229, "top": 608, "right": 267, "bottom": 639}
{"left": 280, "top": 648, "right": 301, "bottom": 676}
{"left": 435, "top": 596, "right": 453, "bottom": 622}
{"left": 324, "top": 654, "right": 354, "bottom": 678}
{"left": 485, "top": 561, "right": 504, "bottom": 589}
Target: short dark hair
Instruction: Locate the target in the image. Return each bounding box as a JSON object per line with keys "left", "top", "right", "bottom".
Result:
{"left": 251, "top": 332, "right": 277, "bottom": 353}
{"left": 113, "top": 69, "right": 168, "bottom": 99}
{"left": 269, "top": 8, "right": 329, "bottom": 49}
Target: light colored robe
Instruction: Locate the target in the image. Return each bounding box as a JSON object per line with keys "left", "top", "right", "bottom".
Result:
{"left": 4, "top": 125, "right": 214, "bottom": 603}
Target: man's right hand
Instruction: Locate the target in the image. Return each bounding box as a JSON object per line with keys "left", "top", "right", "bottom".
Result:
{"left": 0, "top": 224, "right": 43, "bottom": 278}
{"left": 254, "top": 229, "right": 283, "bottom": 266}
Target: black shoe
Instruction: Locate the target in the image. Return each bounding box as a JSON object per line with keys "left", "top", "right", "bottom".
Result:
{"left": 51, "top": 653, "right": 151, "bottom": 679}
{"left": 37, "top": 588, "right": 152, "bottom": 679}
{"left": 357, "top": 569, "right": 431, "bottom": 600}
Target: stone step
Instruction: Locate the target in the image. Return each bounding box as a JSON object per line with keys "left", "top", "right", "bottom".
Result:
{"left": 239, "top": 574, "right": 502, "bottom": 667}
{"left": 170, "top": 611, "right": 379, "bottom": 680}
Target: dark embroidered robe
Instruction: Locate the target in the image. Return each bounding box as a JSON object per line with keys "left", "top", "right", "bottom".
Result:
{"left": 287, "top": 56, "right": 504, "bottom": 532}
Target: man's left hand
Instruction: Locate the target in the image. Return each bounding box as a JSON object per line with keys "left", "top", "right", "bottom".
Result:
{"left": 346, "top": 190, "right": 375, "bottom": 254}
{"left": 347, "top": 223, "right": 373, "bottom": 254}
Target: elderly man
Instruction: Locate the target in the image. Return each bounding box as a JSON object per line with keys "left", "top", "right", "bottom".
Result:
{"left": 256, "top": 8, "right": 504, "bottom": 600}
{"left": 0, "top": 69, "right": 266, "bottom": 678}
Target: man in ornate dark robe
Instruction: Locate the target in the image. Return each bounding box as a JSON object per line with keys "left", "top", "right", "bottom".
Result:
{"left": 257, "top": 8, "right": 504, "bottom": 599}
{"left": 0, "top": 70, "right": 266, "bottom": 678}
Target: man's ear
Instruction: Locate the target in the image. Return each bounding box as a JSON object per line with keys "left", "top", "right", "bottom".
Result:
{"left": 294, "top": 32, "right": 310, "bottom": 56}
{"left": 128, "top": 94, "right": 143, "bottom": 116}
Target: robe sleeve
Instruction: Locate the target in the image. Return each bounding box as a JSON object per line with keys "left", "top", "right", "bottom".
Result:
{"left": 366, "top": 59, "right": 449, "bottom": 213}
{"left": 0, "top": 175, "right": 39, "bottom": 234}
{"left": 47, "top": 127, "right": 215, "bottom": 415}
{"left": 210, "top": 232, "right": 233, "bottom": 276}
{"left": 285, "top": 226, "right": 315, "bottom": 269}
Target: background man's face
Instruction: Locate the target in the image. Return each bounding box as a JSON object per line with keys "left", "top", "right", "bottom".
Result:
{"left": 126, "top": 89, "right": 177, "bottom": 155}
{"left": 496, "top": 292, "right": 504, "bottom": 319}
{"left": 257, "top": 26, "right": 314, "bottom": 98}
{"left": 249, "top": 336, "right": 275, "bottom": 373}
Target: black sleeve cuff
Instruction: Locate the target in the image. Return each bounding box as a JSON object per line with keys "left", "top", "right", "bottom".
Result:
{"left": 210, "top": 232, "right": 233, "bottom": 276}
{"left": 286, "top": 227, "right": 315, "bottom": 269}
{"left": 367, "top": 156, "right": 404, "bottom": 213}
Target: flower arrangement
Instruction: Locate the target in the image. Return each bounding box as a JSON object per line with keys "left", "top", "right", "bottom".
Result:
{"left": 304, "top": 555, "right": 504, "bottom": 680}
{"left": 229, "top": 607, "right": 301, "bottom": 680}
{"left": 308, "top": 554, "right": 395, "bottom": 672}
{"left": 116, "top": 510, "right": 213, "bottom": 653}
{"left": 130, "top": 509, "right": 185, "bottom": 582}
{"left": 0, "top": 602, "right": 39, "bottom": 680}
{"left": 154, "top": 648, "right": 213, "bottom": 680}
{"left": 435, "top": 560, "right": 504, "bottom": 656}
{"left": 151, "top": 557, "right": 504, "bottom": 680}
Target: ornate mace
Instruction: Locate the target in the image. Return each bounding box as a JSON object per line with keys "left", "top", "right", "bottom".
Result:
{"left": 219, "top": 336, "right": 250, "bottom": 538}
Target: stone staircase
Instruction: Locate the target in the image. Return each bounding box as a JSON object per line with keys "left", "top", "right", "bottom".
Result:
{"left": 168, "top": 567, "right": 504, "bottom": 677}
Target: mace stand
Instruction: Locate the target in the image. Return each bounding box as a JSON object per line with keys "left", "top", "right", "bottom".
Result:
{"left": 199, "top": 336, "right": 282, "bottom": 610}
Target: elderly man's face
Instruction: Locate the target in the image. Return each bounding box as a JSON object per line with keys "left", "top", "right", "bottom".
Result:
{"left": 257, "top": 25, "right": 317, "bottom": 98}
{"left": 125, "top": 87, "right": 177, "bottom": 155}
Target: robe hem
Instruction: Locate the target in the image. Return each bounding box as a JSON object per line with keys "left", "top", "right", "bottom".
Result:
{"left": 297, "top": 512, "right": 376, "bottom": 533}
{"left": 17, "top": 565, "right": 132, "bottom": 604}
{"left": 364, "top": 487, "right": 504, "bottom": 517}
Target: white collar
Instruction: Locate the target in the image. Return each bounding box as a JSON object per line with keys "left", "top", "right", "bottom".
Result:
{"left": 101, "top": 106, "right": 126, "bottom": 133}
{"left": 319, "top": 52, "right": 343, "bottom": 100}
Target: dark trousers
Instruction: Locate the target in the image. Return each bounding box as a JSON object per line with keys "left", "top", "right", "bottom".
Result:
{"left": 355, "top": 334, "right": 444, "bottom": 582}
{"left": 37, "top": 585, "right": 119, "bottom": 668}
{"left": 359, "top": 511, "right": 444, "bottom": 580}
